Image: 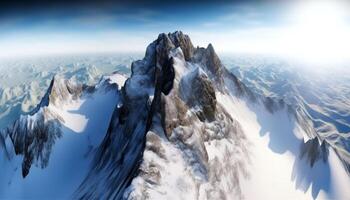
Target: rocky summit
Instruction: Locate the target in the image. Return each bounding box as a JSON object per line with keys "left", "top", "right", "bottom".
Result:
{"left": 0, "top": 31, "right": 349, "bottom": 200}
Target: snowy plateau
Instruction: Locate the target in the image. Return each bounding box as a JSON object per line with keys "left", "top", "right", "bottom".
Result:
{"left": 0, "top": 31, "right": 350, "bottom": 200}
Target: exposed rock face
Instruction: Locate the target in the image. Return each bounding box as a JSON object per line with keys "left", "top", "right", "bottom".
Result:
{"left": 121, "top": 32, "right": 251, "bottom": 200}
{"left": 191, "top": 44, "right": 224, "bottom": 88}
{"left": 3, "top": 110, "right": 62, "bottom": 178}
{"left": 160, "top": 57, "right": 175, "bottom": 95}
{"left": 74, "top": 32, "right": 179, "bottom": 200}
{"left": 168, "top": 31, "right": 195, "bottom": 61}
{"left": 72, "top": 31, "right": 253, "bottom": 199}
{"left": 0, "top": 75, "right": 109, "bottom": 178}
{"left": 223, "top": 68, "right": 256, "bottom": 101}
{"left": 300, "top": 137, "right": 329, "bottom": 167}
{"left": 180, "top": 68, "right": 217, "bottom": 122}
{"left": 161, "top": 91, "right": 190, "bottom": 138}
{"left": 1, "top": 31, "right": 344, "bottom": 200}
{"left": 204, "top": 43, "right": 223, "bottom": 80}
{"left": 293, "top": 106, "right": 320, "bottom": 141}
{"left": 0, "top": 75, "right": 82, "bottom": 178}
{"left": 121, "top": 32, "right": 340, "bottom": 200}
{"left": 30, "top": 75, "right": 87, "bottom": 115}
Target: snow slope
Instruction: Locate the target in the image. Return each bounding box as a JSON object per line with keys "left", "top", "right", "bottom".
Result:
{"left": 0, "top": 53, "right": 138, "bottom": 131}
{"left": 0, "top": 74, "right": 126, "bottom": 199}
{"left": 218, "top": 93, "right": 350, "bottom": 200}
{"left": 0, "top": 31, "right": 349, "bottom": 200}
{"left": 121, "top": 32, "right": 350, "bottom": 200}
{"left": 227, "top": 56, "right": 350, "bottom": 185}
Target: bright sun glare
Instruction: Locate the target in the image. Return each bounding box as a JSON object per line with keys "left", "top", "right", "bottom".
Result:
{"left": 282, "top": 0, "right": 350, "bottom": 65}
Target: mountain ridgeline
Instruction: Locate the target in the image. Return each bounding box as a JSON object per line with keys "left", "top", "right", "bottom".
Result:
{"left": 0, "top": 31, "right": 349, "bottom": 200}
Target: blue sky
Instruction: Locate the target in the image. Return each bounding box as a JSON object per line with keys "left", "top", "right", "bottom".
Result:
{"left": 0, "top": 2, "right": 287, "bottom": 54}
{"left": 1, "top": 0, "right": 350, "bottom": 64}
{"left": 0, "top": 2, "right": 284, "bottom": 33}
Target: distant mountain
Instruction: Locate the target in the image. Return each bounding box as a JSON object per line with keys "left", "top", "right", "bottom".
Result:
{"left": 229, "top": 60, "right": 350, "bottom": 175}
{"left": 0, "top": 54, "right": 138, "bottom": 132}
{"left": 0, "top": 31, "right": 349, "bottom": 199}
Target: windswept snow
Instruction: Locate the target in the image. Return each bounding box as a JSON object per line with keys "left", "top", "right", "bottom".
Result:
{"left": 1, "top": 32, "right": 350, "bottom": 200}
{"left": 217, "top": 93, "right": 350, "bottom": 200}
{"left": 225, "top": 55, "right": 350, "bottom": 166}
{"left": 0, "top": 74, "right": 122, "bottom": 199}
{"left": 0, "top": 53, "right": 136, "bottom": 131}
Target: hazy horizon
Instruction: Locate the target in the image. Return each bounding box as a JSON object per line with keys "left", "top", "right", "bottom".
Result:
{"left": 1, "top": 0, "right": 350, "bottom": 65}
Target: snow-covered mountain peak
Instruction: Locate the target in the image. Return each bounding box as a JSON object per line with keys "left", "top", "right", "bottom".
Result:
{"left": 0, "top": 73, "right": 124, "bottom": 179}
{"left": 0, "top": 31, "right": 349, "bottom": 200}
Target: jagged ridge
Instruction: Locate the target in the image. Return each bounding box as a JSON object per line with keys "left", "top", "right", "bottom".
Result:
{"left": 1, "top": 31, "right": 347, "bottom": 200}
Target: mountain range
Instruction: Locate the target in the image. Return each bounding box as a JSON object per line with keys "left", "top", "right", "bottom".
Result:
{"left": 0, "top": 31, "right": 349, "bottom": 199}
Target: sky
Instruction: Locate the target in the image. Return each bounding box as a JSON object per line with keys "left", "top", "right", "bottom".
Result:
{"left": 0, "top": 0, "right": 350, "bottom": 65}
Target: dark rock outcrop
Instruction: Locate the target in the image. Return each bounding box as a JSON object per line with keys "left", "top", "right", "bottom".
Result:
{"left": 0, "top": 75, "right": 107, "bottom": 178}
{"left": 74, "top": 31, "right": 251, "bottom": 199}
{"left": 168, "top": 31, "right": 195, "bottom": 61}
{"left": 300, "top": 137, "right": 329, "bottom": 167}
{"left": 3, "top": 109, "right": 62, "bottom": 178}
{"left": 205, "top": 43, "right": 223, "bottom": 79}
{"left": 121, "top": 32, "right": 252, "bottom": 199}
{"left": 74, "top": 32, "right": 180, "bottom": 200}
{"left": 1, "top": 31, "right": 322, "bottom": 200}
{"left": 180, "top": 68, "right": 217, "bottom": 122}
{"left": 30, "top": 76, "right": 85, "bottom": 115}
